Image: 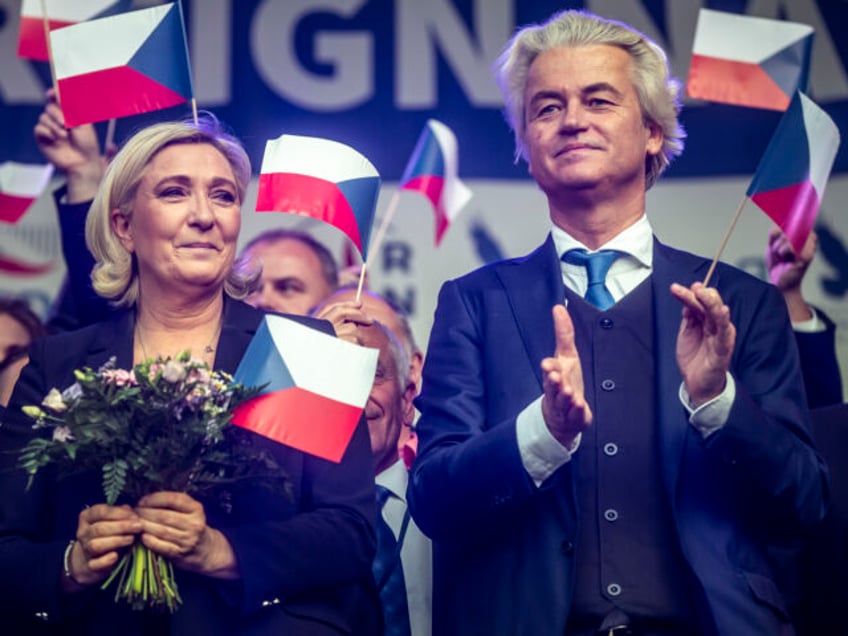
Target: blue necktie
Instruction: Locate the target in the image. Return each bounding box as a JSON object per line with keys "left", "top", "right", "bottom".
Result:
{"left": 373, "top": 486, "right": 411, "bottom": 636}
{"left": 562, "top": 249, "right": 622, "bottom": 310}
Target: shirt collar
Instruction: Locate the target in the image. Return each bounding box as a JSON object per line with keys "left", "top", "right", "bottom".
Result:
{"left": 375, "top": 458, "right": 408, "bottom": 502}
{"left": 551, "top": 214, "right": 654, "bottom": 268}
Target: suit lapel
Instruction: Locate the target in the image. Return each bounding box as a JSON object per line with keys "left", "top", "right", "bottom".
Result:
{"left": 81, "top": 309, "right": 135, "bottom": 372}
{"left": 651, "top": 240, "right": 715, "bottom": 498}
{"left": 494, "top": 234, "right": 564, "bottom": 388}
{"left": 214, "top": 297, "right": 263, "bottom": 374}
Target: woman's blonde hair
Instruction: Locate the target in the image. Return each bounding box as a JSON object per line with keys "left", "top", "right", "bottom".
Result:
{"left": 494, "top": 9, "right": 686, "bottom": 189}
{"left": 85, "top": 115, "right": 259, "bottom": 307}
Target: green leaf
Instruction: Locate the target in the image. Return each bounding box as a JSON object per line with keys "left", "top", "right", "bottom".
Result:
{"left": 103, "top": 459, "right": 129, "bottom": 506}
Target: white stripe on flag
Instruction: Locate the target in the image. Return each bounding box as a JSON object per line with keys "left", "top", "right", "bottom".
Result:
{"left": 51, "top": 3, "right": 173, "bottom": 79}
{"left": 264, "top": 315, "right": 378, "bottom": 408}
{"left": 692, "top": 9, "right": 813, "bottom": 63}
{"left": 21, "top": 0, "right": 125, "bottom": 23}
{"left": 0, "top": 162, "right": 54, "bottom": 197}
{"left": 426, "top": 119, "right": 472, "bottom": 221}
{"left": 261, "top": 135, "right": 379, "bottom": 184}
{"left": 800, "top": 94, "right": 841, "bottom": 196}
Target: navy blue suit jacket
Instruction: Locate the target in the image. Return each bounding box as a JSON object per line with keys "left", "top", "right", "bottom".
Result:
{"left": 408, "top": 235, "right": 828, "bottom": 636}
{"left": 0, "top": 298, "right": 380, "bottom": 635}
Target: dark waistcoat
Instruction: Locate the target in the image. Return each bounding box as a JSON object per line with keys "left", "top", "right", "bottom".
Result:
{"left": 564, "top": 279, "right": 699, "bottom": 631}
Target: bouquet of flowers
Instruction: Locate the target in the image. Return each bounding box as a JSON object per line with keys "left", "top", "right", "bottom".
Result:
{"left": 19, "top": 352, "right": 288, "bottom": 613}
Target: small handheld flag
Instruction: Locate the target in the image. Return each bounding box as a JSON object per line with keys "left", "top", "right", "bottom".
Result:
{"left": 0, "top": 162, "right": 54, "bottom": 224}
{"left": 17, "top": 0, "right": 132, "bottom": 62}
{"left": 687, "top": 9, "right": 813, "bottom": 111}
{"left": 747, "top": 92, "right": 840, "bottom": 255}
{"left": 49, "top": 2, "right": 194, "bottom": 127}
{"left": 703, "top": 91, "right": 839, "bottom": 285}
{"left": 256, "top": 134, "right": 381, "bottom": 260}
{"left": 232, "top": 315, "right": 378, "bottom": 463}
{"left": 400, "top": 119, "right": 472, "bottom": 245}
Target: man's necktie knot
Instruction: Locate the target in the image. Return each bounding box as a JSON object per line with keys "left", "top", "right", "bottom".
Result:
{"left": 562, "top": 248, "right": 622, "bottom": 310}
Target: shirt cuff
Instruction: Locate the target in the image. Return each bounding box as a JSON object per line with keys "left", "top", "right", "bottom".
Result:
{"left": 516, "top": 395, "right": 579, "bottom": 486}
{"left": 792, "top": 306, "right": 825, "bottom": 333}
{"left": 678, "top": 373, "right": 736, "bottom": 438}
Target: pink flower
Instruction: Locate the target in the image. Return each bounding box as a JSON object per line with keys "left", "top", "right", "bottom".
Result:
{"left": 102, "top": 369, "right": 137, "bottom": 387}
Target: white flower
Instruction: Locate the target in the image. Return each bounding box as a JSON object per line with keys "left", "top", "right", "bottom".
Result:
{"left": 52, "top": 426, "right": 74, "bottom": 443}
{"left": 162, "top": 360, "right": 187, "bottom": 383}
{"left": 42, "top": 388, "right": 67, "bottom": 413}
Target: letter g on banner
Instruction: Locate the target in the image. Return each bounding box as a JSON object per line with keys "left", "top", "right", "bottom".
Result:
{"left": 251, "top": 0, "right": 373, "bottom": 111}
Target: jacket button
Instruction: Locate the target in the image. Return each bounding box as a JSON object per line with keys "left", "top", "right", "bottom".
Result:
{"left": 561, "top": 540, "right": 574, "bottom": 555}
{"left": 601, "top": 379, "right": 616, "bottom": 391}
{"left": 600, "top": 317, "right": 614, "bottom": 329}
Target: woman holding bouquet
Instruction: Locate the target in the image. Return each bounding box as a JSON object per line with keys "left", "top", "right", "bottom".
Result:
{"left": 0, "top": 117, "right": 381, "bottom": 634}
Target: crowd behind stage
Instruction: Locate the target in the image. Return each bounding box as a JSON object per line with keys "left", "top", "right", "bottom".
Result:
{"left": 1, "top": 8, "right": 846, "bottom": 636}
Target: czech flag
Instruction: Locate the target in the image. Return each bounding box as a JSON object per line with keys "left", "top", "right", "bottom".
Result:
{"left": 232, "top": 315, "right": 378, "bottom": 463}
{"left": 747, "top": 92, "right": 840, "bottom": 255}
{"left": 687, "top": 9, "right": 813, "bottom": 111}
{"left": 17, "top": 0, "right": 131, "bottom": 62}
{"left": 49, "top": 2, "right": 194, "bottom": 128}
{"left": 400, "top": 119, "right": 472, "bottom": 245}
{"left": 256, "top": 134, "right": 381, "bottom": 260}
{"left": 0, "top": 162, "right": 54, "bottom": 224}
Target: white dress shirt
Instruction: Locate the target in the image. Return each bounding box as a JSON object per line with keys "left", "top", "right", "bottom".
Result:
{"left": 516, "top": 216, "right": 736, "bottom": 485}
{"left": 376, "top": 459, "right": 433, "bottom": 636}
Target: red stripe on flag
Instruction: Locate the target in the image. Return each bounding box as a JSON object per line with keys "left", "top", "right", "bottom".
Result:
{"left": 256, "top": 172, "right": 363, "bottom": 253}
{"left": 0, "top": 193, "right": 36, "bottom": 224}
{"left": 0, "top": 254, "right": 53, "bottom": 275}
{"left": 687, "top": 55, "right": 789, "bottom": 111}
{"left": 750, "top": 181, "right": 818, "bottom": 255}
{"left": 402, "top": 175, "right": 449, "bottom": 244}
{"left": 57, "top": 66, "right": 189, "bottom": 128}
{"left": 17, "top": 17, "right": 73, "bottom": 61}
{"left": 231, "top": 387, "right": 361, "bottom": 463}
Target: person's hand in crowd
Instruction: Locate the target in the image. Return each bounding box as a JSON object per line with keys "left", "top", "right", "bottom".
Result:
{"left": 337, "top": 264, "right": 368, "bottom": 289}
{"left": 33, "top": 88, "right": 111, "bottom": 204}
{"left": 766, "top": 227, "right": 817, "bottom": 322}
{"left": 312, "top": 299, "right": 374, "bottom": 344}
{"left": 670, "top": 282, "right": 736, "bottom": 408}
{"left": 136, "top": 492, "right": 239, "bottom": 580}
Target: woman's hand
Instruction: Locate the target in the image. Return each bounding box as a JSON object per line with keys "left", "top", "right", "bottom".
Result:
{"left": 67, "top": 504, "right": 142, "bottom": 588}
{"left": 136, "top": 491, "right": 240, "bottom": 580}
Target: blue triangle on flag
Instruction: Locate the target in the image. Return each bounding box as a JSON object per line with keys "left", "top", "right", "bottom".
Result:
{"left": 337, "top": 177, "right": 380, "bottom": 256}
{"left": 93, "top": 0, "right": 134, "bottom": 20}
{"left": 127, "top": 3, "right": 194, "bottom": 99}
{"left": 746, "top": 93, "right": 810, "bottom": 195}
{"left": 760, "top": 34, "right": 813, "bottom": 101}
{"left": 401, "top": 130, "right": 445, "bottom": 183}
{"left": 234, "top": 319, "right": 296, "bottom": 394}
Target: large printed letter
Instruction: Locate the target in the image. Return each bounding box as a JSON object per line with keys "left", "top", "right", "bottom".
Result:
{"left": 396, "top": 0, "right": 511, "bottom": 108}
{"left": 251, "top": 0, "right": 372, "bottom": 111}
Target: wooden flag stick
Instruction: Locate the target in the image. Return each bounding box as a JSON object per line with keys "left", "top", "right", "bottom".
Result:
{"left": 39, "top": 0, "right": 61, "bottom": 106}
{"left": 105, "top": 118, "right": 117, "bottom": 154}
{"left": 365, "top": 190, "right": 400, "bottom": 266}
{"left": 355, "top": 260, "right": 368, "bottom": 302}
{"left": 703, "top": 196, "right": 747, "bottom": 287}
{"left": 356, "top": 189, "right": 401, "bottom": 302}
